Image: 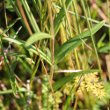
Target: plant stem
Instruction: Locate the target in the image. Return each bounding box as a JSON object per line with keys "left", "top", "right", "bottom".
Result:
{"left": 47, "top": 1, "right": 54, "bottom": 88}
{"left": 16, "top": 0, "right": 32, "bottom": 35}
{"left": 81, "top": 0, "right": 102, "bottom": 78}
{"left": 21, "top": 0, "right": 40, "bottom": 32}
{"left": 62, "top": 0, "right": 80, "bottom": 69}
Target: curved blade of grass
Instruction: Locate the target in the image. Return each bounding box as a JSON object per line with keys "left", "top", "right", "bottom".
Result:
{"left": 54, "top": 0, "right": 73, "bottom": 35}
{"left": 3, "top": 37, "right": 52, "bottom": 65}
{"left": 53, "top": 69, "right": 99, "bottom": 91}
{"left": 25, "top": 32, "right": 52, "bottom": 47}
{"left": 55, "top": 21, "right": 104, "bottom": 64}
{"left": 3, "top": 37, "right": 23, "bottom": 45}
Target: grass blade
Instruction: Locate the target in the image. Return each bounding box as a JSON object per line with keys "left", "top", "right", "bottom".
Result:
{"left": 21, "top": 0, "right": 40, "bottom": 32}
{"left": 0, "top": 37, "right": 17, "bottom": 94}
{"left": 55, "top": 21, "right": 105, "bottom": 64}
{"left": 98, "top": 44, "right": 110, "bottom": 53}
{"left": 3, "top": 37, "right": 52, "bottom": 65}
{"left": 25, "top": 32, "right": 52, "bottom": 47}
{"left": 54, "top": 0, "right": 73, "bottom": 35}
{"left": 0, "top": 88, "right": 26, "bottom": 95}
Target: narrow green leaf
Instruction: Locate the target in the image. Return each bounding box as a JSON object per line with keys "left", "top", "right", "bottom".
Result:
{"left": 0, "top": 37, "right": 17, "bottom": 94}
{"left": 53, "top": 69, "right": 99, "bottom": 91}
{"left": 55, "top": 21, "right": 105, "bottom": 64}
{"left": 98, "top": 43, "right": 110, "bottom": 53}
{"left": 54, "top": 0, "right": 73, "bottom": 35}
{"left": 25, "top": 32, "right": 52, "bottom": 47}
{"left": 21, "top": 0, "right": 40, "bottom": 32}
{"left": 3, "top": 37, "right": 52, "bottom": 65}
{"left": 28, "top": 45, "right": 52, "bottom": 65}
{"left": 3, "top": 37, "right": 23, "bottom": 45}
{"left": 0, "top": 88, "right": 26, "bottom": 95}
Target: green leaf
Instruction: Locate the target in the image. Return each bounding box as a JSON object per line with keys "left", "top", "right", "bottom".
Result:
{"left": 3, "top": 37, "right": 52, "bottom": 65}
{"left": 0, "top": 88, "right": 26, "bottom": 95}
{"left": 21, "top": 0, "right": 40, "bottom": 32}
{"left": 97, "top": 33, "right": 106, "bottom": 48}
{"left": 98, "top": 43, "right": 110, "bottom": 53}
{"left": 54, "top": 0, "right": 73, "bottom": 35}
{"left": 0, "top": 37, "right": 17, "bottom": 94}
{"left": 25, "top": 32, "right": 52, "bottom": 47}
{"left": 53, "top": 69, "right": 99, "bottom": 91}
{"left": 55, "top": 21, "right": 105, "bottom": 64}
{"left": 28, "top": 45, "right": 52, "bottom": 65}
{"left": 3, "top": 37, "right": 23, "bottom": 45}
{"left": 5, "top": 0, "right": 14, "bottom": 12}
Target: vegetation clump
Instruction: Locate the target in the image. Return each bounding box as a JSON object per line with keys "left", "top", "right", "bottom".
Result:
{"left": 0, "top": 0, "right": 110, "bottom": 109}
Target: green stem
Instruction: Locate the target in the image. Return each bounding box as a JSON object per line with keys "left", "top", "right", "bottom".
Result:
{"left": 21, "top": 0, "right": 40, "bottom": 32}
{"left": 80, "top": 0, "right": 102, "bottom": 78}
{"left": 62, "top": 0, "right": 80, "bottom": 69}
{"left": 47, "top": 0, "right": 54, "bottom": 88}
